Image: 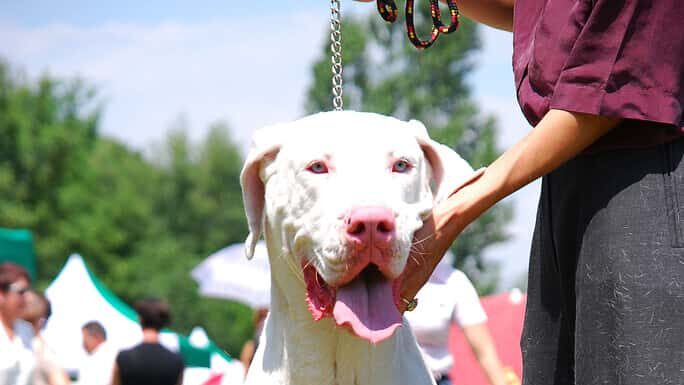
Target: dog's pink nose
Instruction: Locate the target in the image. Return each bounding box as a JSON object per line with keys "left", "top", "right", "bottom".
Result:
{"left": 344, "top": 207, "right": 396, "bottom": 248}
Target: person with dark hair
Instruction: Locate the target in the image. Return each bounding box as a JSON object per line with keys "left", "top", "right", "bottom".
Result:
{"left": 0, "top": 262, "right": 35, "bottom": 385}
{"left": 79, "top": 321, "right": 116, "bottom": 385}
{"left": 132, "top": 298, "right": 171, "bottom": 331}
{"left": 21, "top": 291, "right": 70, "bottom": 385}
{"left": 111, "top": 298, "right": 184, "bottom": 385}
{"left": 81, "top": 321, "right": 107, "bottom": 349}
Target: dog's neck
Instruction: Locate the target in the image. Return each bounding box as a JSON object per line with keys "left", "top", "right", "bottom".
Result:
{"left": 244, "top": 237, "right": 434, "bottom": 385}
{"left": 258, "top": 282, "right": 338, "bottom": 385}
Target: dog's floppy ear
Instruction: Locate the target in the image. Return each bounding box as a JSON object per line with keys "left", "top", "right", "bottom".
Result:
{"left": 408, "top": 119, "right": 475, "bottom": 203}
{"left": 240, "top": 125, "right": 283, "bottom": 259}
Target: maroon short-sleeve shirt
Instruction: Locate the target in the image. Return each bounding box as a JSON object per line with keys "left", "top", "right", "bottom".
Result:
{"left": 513, "top": 0, "right": 684, "bottom": 150}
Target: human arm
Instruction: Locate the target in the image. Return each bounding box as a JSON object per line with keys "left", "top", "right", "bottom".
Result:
{"left": 239, "top": 339, "right": 257, "bottom": 376}
{"left": 398, "top": 109, "right": 622, "bottom": 311}
{"left": 47, "top": 369, "right": 71, "bottom": 385}
{"left": 444, "top": 0, "right": 514, "bottom": 31}
{"left": 39, "top": 341, "right": 72, "bottom": 385}
{"left": 449, "top": 271, "right": 507, "bottom": 385}
{"left": 109, "top": 363, "right": 121, "bottom": 385}
{"left": 461, "top": 323, "right": 508, "bottom": 385}
{"left": 353, "top": 0, "right": 514, "bottom": 31}
{"left": 175, "top": 369, "right": 184, "bottom": 385}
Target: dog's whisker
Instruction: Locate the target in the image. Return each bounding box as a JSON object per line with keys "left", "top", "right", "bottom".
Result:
{"left": 408, "top": 231, "right": 437, "bottom": 264}
{"left": 284, "top": 234, "right": 307, "bottom": 283}
{"left": 409, "top": 254, "right": 422, "bottom": 265}
{"left": 411, "top": 232, "right": 435, "bottom": 247}
{"left": 409, "top": 245, "right": 430, "bottom": 256}
{"left": 407, "top": 245, "right": 431, "bottom": 265}
{"left": 280, "top": 250, "right": 307, "bottom": 287}
{"left": 408, "top": 245, "right": 426, "bottom": 256}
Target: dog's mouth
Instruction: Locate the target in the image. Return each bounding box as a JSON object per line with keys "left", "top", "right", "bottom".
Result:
{"left": 303, "top": 262, "right": 402, "bottom": 344}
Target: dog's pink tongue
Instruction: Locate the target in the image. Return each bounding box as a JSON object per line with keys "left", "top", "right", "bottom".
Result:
{"left": 332, "top": 276, "right": 402, "bottom": 344}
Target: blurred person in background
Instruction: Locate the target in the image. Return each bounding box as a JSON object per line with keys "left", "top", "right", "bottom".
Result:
{"left": 0, "top": 262, "right": 35, "bottom": 385}
{"left": 238, "top": 307, "right": 269, "bottom": 377}
{"left": 111, "top": 298, "right": 183, "bottom": 385}
{"left": 79, "top": 321, "right": 115, "bottom": 385}
{"left": 404, "top": 253, "right": 507, "bottom": 385}
{"left": 20, "top": 290, "right": 71, "bottom": 385}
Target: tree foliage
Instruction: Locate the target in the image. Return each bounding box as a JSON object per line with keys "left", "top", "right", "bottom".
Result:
{"left": 305, "top": 4, "right": 512, "bottom": 292}
{"left": 0, "top": 60, "right": 252, "bottom": 356}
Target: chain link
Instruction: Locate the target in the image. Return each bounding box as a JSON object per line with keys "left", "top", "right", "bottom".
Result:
{"left": 330, "top": 0, "right": 343, "bottom": 111}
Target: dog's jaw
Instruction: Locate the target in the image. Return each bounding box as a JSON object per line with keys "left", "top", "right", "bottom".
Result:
{"left": 302, "top": 261, "right": 403, "bottom": 344}
{"left": 303, "top": 262, "right": 335, "bottom": 321}
{"left": 245, "top": 239, "right": 435, "bottom": 385}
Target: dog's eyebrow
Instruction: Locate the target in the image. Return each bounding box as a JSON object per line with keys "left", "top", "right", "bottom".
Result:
{"left": 298, "top": 152, "right": 333, "bottom": 162}
{"left": 386, "top": 152, "right": 418, "bottom": 162}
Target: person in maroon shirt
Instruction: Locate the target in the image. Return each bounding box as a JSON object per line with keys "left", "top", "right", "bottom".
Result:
{"left": 354, "top": 1, "right": 683, "bottom": 384}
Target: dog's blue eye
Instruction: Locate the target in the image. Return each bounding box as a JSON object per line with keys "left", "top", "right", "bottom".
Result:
{"left": 392, "top": 159, "right": 412, "bottom": 173}
{"left": 307, "top": 161, "right": 329, "bottom": 174}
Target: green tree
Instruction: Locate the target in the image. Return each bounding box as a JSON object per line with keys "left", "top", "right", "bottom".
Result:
{"left": 135, "top": 121, "right": 252, "bottom": 355}
{"left": 0, "top": 60, "right": 253, "bottom": 356}
{"left": 152, "top": 121, "right": 247, "bottom": 255}
{"left": 0, "top": 61, "right": 109, "bottom": 281}
{"left": 305, "top": 5, "right": 512, "bottom": 292}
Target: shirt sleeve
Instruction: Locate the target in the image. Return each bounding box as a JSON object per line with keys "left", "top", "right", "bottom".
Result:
{"left": 14, "top": 319, "right": 35, "bottom": 349}
{"left": 550, "top": 0, "right": 684, "bottom": 127}
{"left": 449, "top": 270, "right": 488, "bottom": 327}
{"left": 40, "top": 344, "right": 63, "bottom": 375}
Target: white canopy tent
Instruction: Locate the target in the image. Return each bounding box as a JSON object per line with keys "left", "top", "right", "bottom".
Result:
{"left": 43, "top": 254, "right": 243, "bottom": 385}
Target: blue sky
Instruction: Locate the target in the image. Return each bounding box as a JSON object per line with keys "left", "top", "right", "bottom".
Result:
{"left": 1, "top": 0, "right": 271, "bottom": 26}
{"left": 0, "top": 1, "right": 537, "bottom": 289}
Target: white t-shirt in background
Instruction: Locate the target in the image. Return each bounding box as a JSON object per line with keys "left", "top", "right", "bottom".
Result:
{"left": 0, "top": 319, "right": 35, "bottom": 385}
{"left": 404, "top": 267, "right": 487, "bottom": 378}
{"left": 77, "top": 341, "right": 117, "bottom": 385}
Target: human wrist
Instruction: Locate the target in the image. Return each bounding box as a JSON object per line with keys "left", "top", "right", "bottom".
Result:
{"left": 397, "top": 168, "right": 493, "bottom": 313}
{"left": 435, "top": 167, "right": 497, "bottom": 231}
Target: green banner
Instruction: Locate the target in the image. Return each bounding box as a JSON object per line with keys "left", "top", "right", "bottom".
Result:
{"left": 0, "top": 228, "right": 36, "bottom": 281}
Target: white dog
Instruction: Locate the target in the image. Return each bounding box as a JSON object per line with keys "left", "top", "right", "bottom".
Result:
{"left": 240, "top": 111, "right": 474, "bottom": 385}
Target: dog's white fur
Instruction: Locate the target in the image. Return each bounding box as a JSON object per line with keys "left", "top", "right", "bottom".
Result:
{"left": 240, "top": 111, "right": 473, "bottom": 385}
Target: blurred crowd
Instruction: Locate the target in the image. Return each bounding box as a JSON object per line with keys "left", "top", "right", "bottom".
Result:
{"left": 1, "top": 262, "right": 184, "bottom": 385}
{"left": 3, "top": 254, "right": 519, "bottom": 385}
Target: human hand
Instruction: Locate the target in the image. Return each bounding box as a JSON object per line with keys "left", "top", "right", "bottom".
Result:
{"left": 395, "top": 168, "right": 486, "bottom": 312}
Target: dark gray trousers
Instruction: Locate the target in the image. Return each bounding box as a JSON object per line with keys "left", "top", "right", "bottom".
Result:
{"left": 522, "top": 138, "right": 684, "bottom": 385}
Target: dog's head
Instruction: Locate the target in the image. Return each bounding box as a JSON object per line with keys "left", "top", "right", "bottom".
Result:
{"left": 241, "top": 111, "right": 472, "bottom": 344}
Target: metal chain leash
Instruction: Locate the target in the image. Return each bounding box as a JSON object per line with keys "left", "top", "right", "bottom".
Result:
{"left": 330, "top": 0, "right": 343, "bottom": 111}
